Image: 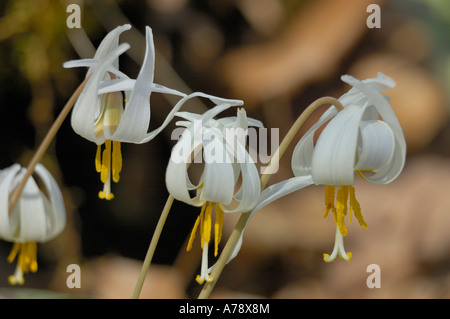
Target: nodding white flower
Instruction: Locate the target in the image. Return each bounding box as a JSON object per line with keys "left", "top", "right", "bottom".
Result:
{"left": 64, "top": 25, "right": 187, "bottom": 200}
{"left": 166, "top": 104, "right": 262, "bottom": 284}
{"left": 0, "top": 164, "right": 66, "bottom": 285}
{"left": 291, "top": 72, "right": 406, "bottom": 262}
{"left": 208, "top": 73, "right": 406, "bottom": 268}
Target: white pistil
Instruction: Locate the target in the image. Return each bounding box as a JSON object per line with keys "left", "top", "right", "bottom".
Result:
{"left": 323, "top": 225, "right": 352, "bottom": 262}
{"left": 196, "top": 243, "right": 213, "bottom": 284}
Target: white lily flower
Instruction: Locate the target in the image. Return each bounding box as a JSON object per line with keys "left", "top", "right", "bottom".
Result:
{"left": 166, "top": 105, "right": 262, "bottom": 284}
{"left": 0, "top": 163, "right": 66, "bottom": 285}
{"left": 205, "top": 73, "right": 405, "bottom": 278}
{"left": 291, "top": 72, "right": 406, "bottom": 262}
{"left": 63, "top": 25, "right": 191, "bottom": 199}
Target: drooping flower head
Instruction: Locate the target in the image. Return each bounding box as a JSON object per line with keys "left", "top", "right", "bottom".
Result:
{"left": 0, "top": 164, "right": 66, "bottom": 285}
{"left": 166, "top": 101, "right": 262, "bottom": 284}
{"left": 291, "top": 72, "right": 406, "bottom": 261}
{"left": 64, "top": 25, "right": 187, "bottom": 199}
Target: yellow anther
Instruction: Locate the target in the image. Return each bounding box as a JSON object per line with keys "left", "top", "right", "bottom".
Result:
{"left": 202, "top": 205, "right": 212, "bottom": 248}
{"left": 95, "top": 139, "right": 123, "bottom": 199}
{"left": 187, "top": 202, "right": 226, "bottom": 283}
{"left": 7, "top": 242, "right": 21, "bottom": 264}
{"left": 324, "top": 185, "right": 367, "bottom": 236}
{"left": 336, "top": 186, "right": 349, "bottom": 236}
{"left": 95, "top": 144, "right": 102, "bottom": 173}
{"left": 100, "top": 140, "right": 111, "bottom": 184}
{"left": 7, "top": 242, "right": 38, "bottom": 282}
{"left": 324, "top": 185, "right": 336, "bottom": 218}
{"left": 112, "top": 141, "right": 122, "bottom": 183}
{"left": 214, "top": 205, "right": 224, "bottom": 257}
{"left": 349, "top": 186, "right": 367, "bottom": 229}
{"left": 187, "top": 213, "right": 202, "bottom": 252}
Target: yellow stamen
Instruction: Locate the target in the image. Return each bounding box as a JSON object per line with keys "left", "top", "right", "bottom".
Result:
{"left": 187, "top": 201, "right": 226, "bottom": 283}
{"left": 187, "top": 213, "right": 202, "bottom": 252}
{"left": 324, "top": 185, "right": 367, "bottom": 237}
{"left": 214, "top": 205, "right": 224, "bottom": 257}
{"left": 7, "top": 242, "right": 38, "bottom": 285}
{"left": 336, "top": 186, "right": 349, "bottom": 236}
{"left": 101, "top": 140, "right": 111, "bottom": 184}
{"left": 112, "top": 141, "right": 122, "bottom": 183}
{"left": 202, "top": 204, "right": 212, "bottom": 248}
{"left": 95, "top": 144, "right": 102, "bottom": 173}
{"left": 96, "top": 139, "right": 123, "bottom": 200}
{"left": 349, "top": 186, "right": 367, "bottom": 229}
{"left": 324, "top": 185, "right": 336, "bottom": 219}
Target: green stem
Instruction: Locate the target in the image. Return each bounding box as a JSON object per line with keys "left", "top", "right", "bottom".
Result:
{"left": 8, "top": 78, "right": 88, "bottom": 214}
{"left": 132, "top": 194, "right": 175, "bottom": 299}
{"left": 197, "top": 96, "right": 344, "bottom": 299}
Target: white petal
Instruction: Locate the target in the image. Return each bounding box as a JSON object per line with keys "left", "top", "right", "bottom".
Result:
{"left": 225, "top": 175, "right": 313, "bottom": 264}
{"left": 200, "top": 132, "right": 235, "bottom": 205}
{"left": 291, "top": 105, "right": 338, "bottom": 177}
{"left": 311, "top": 105, "right": 365, "bottom": 185}
{"left": 221, "top": 141, "right": 261, "bottom": 213}
{"left": 34, "top": 164, "right": 66, "bottom": 240}
{"left": 63, "top": 59, "right": 129, "bottom": 79}
{"left": 142, "top": 93, "right": 239, "bottom": 143}
{"left": 166, "top": 125, "right": 204, "bottom": 206}
{"left": 88, "top": 24, "right": 131, "bottom": 75}
{"left": 354, "top": 120, "right": 395, "bottom": 173}
{"left": 70, "top": 43, "right": 130, "bottom": 144}
{"left": 0, "top": 164, "right": 21, "bottom": 240}
{"left": 341, "top": 74, "right": 406, "bottom": 184}
{"left": 16, "top": 170, "right": 47, "bottom": 242}
{"left": 111, "top": 27, "right": 155, "bottom": 143}
{"left": 151, "top": 83, "right": 186, "bottom": 97}
{"left": 98, "top": 78, "right": 135, "bottom": 94}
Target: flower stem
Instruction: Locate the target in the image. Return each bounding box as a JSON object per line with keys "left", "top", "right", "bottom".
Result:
{"left": 8, "top": 78, "right": 89, "bottom": 214}
{"left": 197, "top": 96, "right": 344, "bottom": 299}
{"left": 132, "top": 194, "right": 175, "bottom": 299}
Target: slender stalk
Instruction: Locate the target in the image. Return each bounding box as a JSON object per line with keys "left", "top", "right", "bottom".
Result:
{"left": 197, "top": 96, "right": 344, "bottom": 299}
{"left": 132, "top": 149, "right": 200, "bottom": 299}
{"left": 132, "top": 194, "right": 175, "bottom": 299}
{"left": 8, "top": 78, "right": 88, "bottom": 214}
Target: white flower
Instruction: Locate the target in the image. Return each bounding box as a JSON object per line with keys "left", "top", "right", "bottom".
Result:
{"left": 0, "top": 164, "right": 66, "bottom": 285}
{"left": 291, "top": 72, "right": 406, "bottom": 262}
{"left": 63, "top": 25, "right": 189, "bottom": 199}
{"left": 165, "top": 104, "right": 262, "bottom": 284}
{"left": 219, "top": 73, "right": 406, "bottom": 266}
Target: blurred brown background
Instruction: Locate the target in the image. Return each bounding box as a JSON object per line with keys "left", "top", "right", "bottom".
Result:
{"left": 0, "top": 0, "right": 449, "bottom": 299}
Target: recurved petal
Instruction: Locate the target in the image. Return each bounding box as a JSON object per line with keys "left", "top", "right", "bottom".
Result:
{"left": 341, "top": 73, "right": 406, "bottom": 183}
{"left": 70, "top": 43, "right": 130, "bottom": 144}
{"left": 221, "top": 139, "right": 261, "bottom": 213}
{"left": 34, "top": 164, "right": 66, "bottom": 241}
{"left": 16, "top": 170, "right": 47, "bottom": 242}
{"left": 311, "top": 104, "right": 365, "bottom": 185}
{"left": 142, "top": 93, "right": 241, "bottom": 144}
{"left": 291, "top": 105, "right": 338, "bottom": 177}
{"left": 111, "top": 27, "right": 155, "bottom": 143}
{"left": 354, "top": 120, "right": 395, "bottom": 174}
{"left": 63, "top": 59, "right": 129, "bottom": 79}
{"left": 0, "top": 165, "right": 47, "bottom": 242}
{"left": 88, "top": 24, "right": 131, "bottom": 76}
{"left": 0, "top": 164, "right": 21, "bottom": 240}
{"left": 200, "top": 133, "right": 235, "bottom": 205}
{"left": 166, "top": 125, "right": 204, "bottom": 206}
